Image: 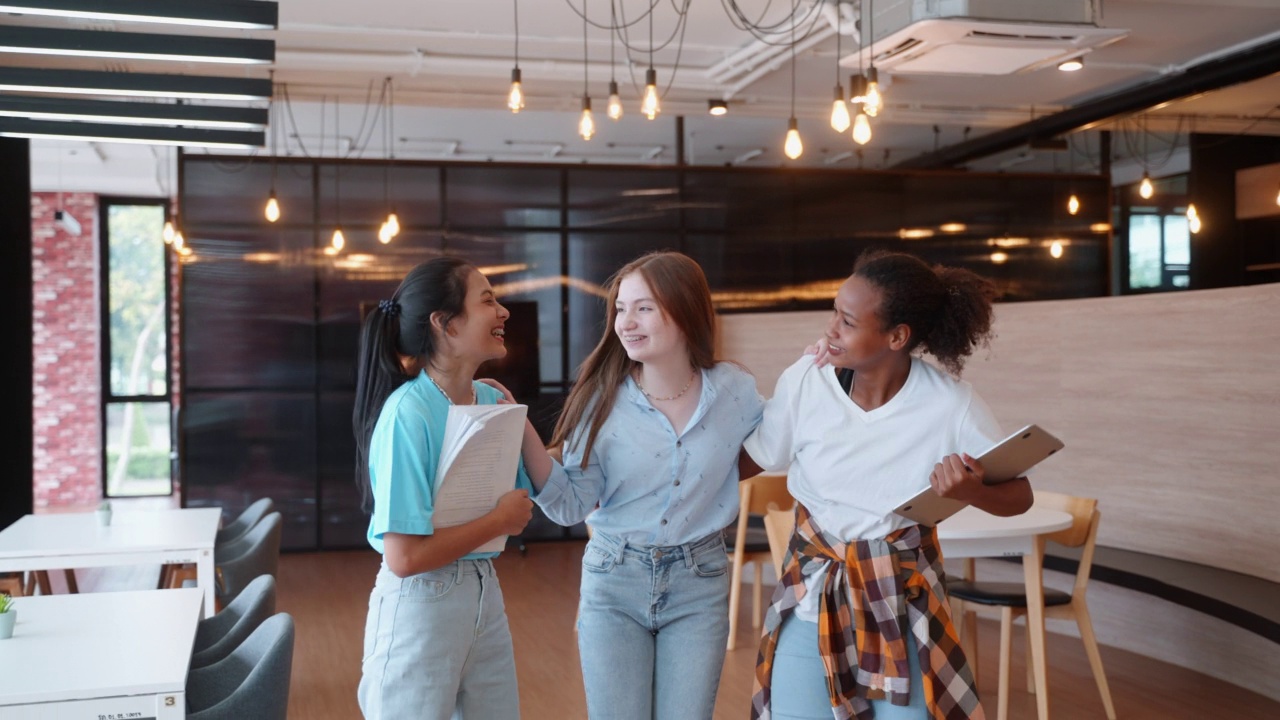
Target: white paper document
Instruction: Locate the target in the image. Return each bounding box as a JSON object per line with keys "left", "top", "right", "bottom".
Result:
{"left": 432, "top": 403, "right": 528, "bottom": 554}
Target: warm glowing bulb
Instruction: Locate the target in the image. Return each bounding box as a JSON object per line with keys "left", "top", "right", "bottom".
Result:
{"left": 1139, "top": 174, "right": 1154, "bottom": 199}
{"left": 1275, "top": 184, "right": 1280, "bottom": 206}
{"left": 641, "top": 69, "right": 660, "bottom": 120}
{"left": 1067, "top": 194, "right": 1080, "bottom": 215}
{"left": 385, "top": 211, "right": 400, "bottom": 237}
{"left": 162, "top": 220, "right": 175, "bottom": 244}
{"left": 783, "top": 118, "right": 803, "bottom": 160}
{"left": 264, "top": 192, "right": 280, "bottom": 223}
{"left": 172, "top": 231, "right": 185, "bottom": 250}
{"left": 378, "top": 222, "right": 392, "bottom": 244}
{"left": 852, "top": 109, "right": 872, "bottom": 145}
{"left": 830, "top": 86, "right": 850, "bottom": 133}
{"left": 990, "top": 251, "right": 1009, "bottom": 264}
{"left": 177, "top": 245, "right": 193, "bottom": 257}
{"left": 607, "top": 81, "right": 623, "bottom": 121}
{"left": 507, "top": 68, "right": 525, "bottom": 113}
{"left": 331, "top": 228, "right": 345, "bottom": 251}
{"left": 864, "top": 82, "right": 882, "bottom": 118}
{"left": 579, "top": 97, "right": 595, "bottom": 141}
{"left": 1187, "top": 204, "right": 1201, "bottom": 233}
{"left": 1050, "top": 241, "right": 1064, "bottom": 259}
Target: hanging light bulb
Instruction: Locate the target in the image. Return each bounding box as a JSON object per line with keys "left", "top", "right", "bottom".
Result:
{"left": 1050, "top": 240, "right": 1065, "bottom": 259}
{"left": 162, "top": 220, "right": 175, "bottom": 244}
{"left": 331, "top": 227, "right": 345, "bottom": 251}
{"left": 607, "top": 80, "right": 623, "bottom": 121}
{"left": 385, "top": 211, "right": 400, "bottom": 237}
{"left": 1067, "top": 193, "right": 1080, "bottom": 215}
{"left": 172, "top": 230, "right": 185, "bottom": 251}
{"left": 641, "top": 68, "right": 660, "bottom": 120}
{"left": 1187, "top": 203, "right": 1201, "bottom": 233}
{"left": 579, "top": 96, "right": 595, "bottom": 141}
{"left": 1274, "top": 181, "right": 1280, "bottom": 207}
{"left": 830, "top": 85, "right": 850, "bottom": 133}
{"left": 378, "top": 222, "right": 391, "bottom": 244}
{"left": 852, "top": 105, "right": 872, "bottom": 145}
{"left": 1139, "top": 172, "right": 1154, "bottom": 199}
{"left": 864, "top": 67, "right": 882, "bottom": 118}
{"left": 849, "top": 75, "right": 868, "bottom": 105}
{"left": 508, "top": 68, "right": 525, "bottom": 113}
{"left": 177, "top": 245, "right": 193, "bottom": 257}
{"left": 783, "top": 117, "right": 803, "bottom": 160}
{"left": 264, "top": 191, "right": 281, "bottom": 223}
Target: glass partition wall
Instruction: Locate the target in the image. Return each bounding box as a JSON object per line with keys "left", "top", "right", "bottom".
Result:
{"left": 179, "top": 156, "right": 1109, "bottom": 550}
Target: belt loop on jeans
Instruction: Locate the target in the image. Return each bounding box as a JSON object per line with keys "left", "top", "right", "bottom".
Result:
{"left": 681, "top": 540, "right": 695, "bottom": 568}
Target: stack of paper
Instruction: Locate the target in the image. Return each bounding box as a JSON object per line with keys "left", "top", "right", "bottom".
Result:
{"left": 432, "top": 403, "right": 528, "bottom": 553}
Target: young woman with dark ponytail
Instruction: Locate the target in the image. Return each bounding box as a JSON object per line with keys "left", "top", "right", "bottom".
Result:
{"left": 744, "top": 250, "right": 1031, "bottom": 720}
{"left": 352, "top": 257, "right": 551, "bottom": 720}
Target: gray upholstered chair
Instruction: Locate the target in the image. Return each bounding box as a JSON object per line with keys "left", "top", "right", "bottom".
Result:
{"left": 215, "top": 512, "right": 282, "bottom": 606}
{"left": 191, "top": 574, "right": 277, "bottom": 669}
{"left": 186, "top": 612, "right": 295, "bottom": 720}
{"left": 216, "top": 497, "right": 276, "bottom": 546}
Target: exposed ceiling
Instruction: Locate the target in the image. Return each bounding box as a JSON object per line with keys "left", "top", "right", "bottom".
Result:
{"left": 15, "top": 0, "right": 1280, "bottom": 193}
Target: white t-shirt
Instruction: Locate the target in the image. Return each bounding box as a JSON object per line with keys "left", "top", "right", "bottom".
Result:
{"left": 743, "top": 355, "right": 1003, "bottom": 620}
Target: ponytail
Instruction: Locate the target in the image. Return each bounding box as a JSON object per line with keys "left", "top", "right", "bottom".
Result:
{"left": 853, "top": 250, "right": 996, "bottom": 376}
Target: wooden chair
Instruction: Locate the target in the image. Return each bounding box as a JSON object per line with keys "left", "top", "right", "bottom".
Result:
{"left": 947, "top": 492, "right": 1116, "bottom": 720}
{"left": 727, "top": 473, "right": 793, "bottom": 650}
{"left": 761, "top": 502, "right": 795, "bottom": 577}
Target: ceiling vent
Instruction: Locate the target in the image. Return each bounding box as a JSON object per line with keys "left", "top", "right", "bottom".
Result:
{"left": 841, "top": 0, "right": 1129, "bottom": 76}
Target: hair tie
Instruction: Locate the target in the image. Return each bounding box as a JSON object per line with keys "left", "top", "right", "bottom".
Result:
{"left": 947, "top": 285, "right": 961, "bottom": 298}
{"left": 378, "top": 299, "right": 401, "bottom": 317}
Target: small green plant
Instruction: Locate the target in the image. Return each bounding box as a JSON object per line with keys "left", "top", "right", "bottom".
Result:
{"left": 0, "top": 594, "right": 12, "bottom": 614}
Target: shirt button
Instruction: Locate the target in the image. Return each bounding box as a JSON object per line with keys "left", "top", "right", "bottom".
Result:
{"left": 674, "top": 480, "right": 681, "bottom": 486}
{"left": 676, "top": 441, "right": 682, "bottom": 448}
{"left": 661, "top": 519, "right": 668, "bottom": 525}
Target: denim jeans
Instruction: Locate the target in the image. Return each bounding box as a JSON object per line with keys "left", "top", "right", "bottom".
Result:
{"left": 576, "top": 530, "right": 731, "bottom": 720}
{"left": 770, "top": 615, "right": 928, "bottom": 720}
{"left": 358, "top": 558, "right": 519, "bottom": 720}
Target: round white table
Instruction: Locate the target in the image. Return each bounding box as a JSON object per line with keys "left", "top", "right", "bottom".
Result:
{"left": 937, "top": 505, "right": 1073, "bottom": 720}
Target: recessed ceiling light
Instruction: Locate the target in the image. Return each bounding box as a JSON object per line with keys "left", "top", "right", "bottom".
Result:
{"left": 1057, "top": 58, "right": 1085, "bottom": 72}
{"left": 707, "top": 99, "right": 728, "bottom": 116}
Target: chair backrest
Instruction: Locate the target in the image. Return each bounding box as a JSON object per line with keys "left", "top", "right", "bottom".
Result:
{"left": 187, "top": 612, "right": 295, "bottom": 720}
{"left": 762, "top": 503, "right": 796, "bottom": 577}
{"left": 192, "top": 575, "right": 278, "bottom": 669}
{"left": 1034, "top": 491, "right": 1102, "bottom": 600}
{"left": 740, "top": 473, "right": 793, "bottom": 517}
{"left": 216, "top": 498, "right": 275, "bottom": 547}
{"left": 216, "top": 512, "right": 282, "bottom": 604}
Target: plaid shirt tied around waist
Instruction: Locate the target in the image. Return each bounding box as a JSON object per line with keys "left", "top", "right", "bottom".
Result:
{"left": 751, "top": 504, "right": 985, "bottom": 720}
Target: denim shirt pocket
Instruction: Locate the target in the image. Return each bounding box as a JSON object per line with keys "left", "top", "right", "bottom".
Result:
{"left": 582, "top": 544, "right": 618, "bottom": 574}
{"left": 400, "top": 566, "right": 459, "bottom": 601}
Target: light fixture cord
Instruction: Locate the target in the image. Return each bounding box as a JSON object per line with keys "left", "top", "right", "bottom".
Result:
{"left": 334, "top": 96, "right": 341, "bottom": 225}
{"left": 834, "top": 4, "right": 840, "bottom": 85}
{"left": 583, "top": 0, "right": 588, "bottom": 93}
{"left": 867, "top": 0, "right": 874, "bottom": 72}
{"left": 514, "top": 0, "right": 520, "bottom": 68}
{"left": 790, "top": 0, "right": 797, "bottom": 117}
{"left": 610, "top": 1, "right": 616, "bottom": 83}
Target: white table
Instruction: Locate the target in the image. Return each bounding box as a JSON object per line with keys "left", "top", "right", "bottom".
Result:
{"left": 938, "top": 505, "right": 1073, "bottom": 720}
{"left": 0, "top": 508, "right": 221, "bottom": 618}
{"left": 0, "top": 588, "right": 202, "bottom": 719}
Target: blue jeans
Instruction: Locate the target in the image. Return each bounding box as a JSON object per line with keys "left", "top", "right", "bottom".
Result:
{"left": 577, "top": 530, "right": 731, "bottom": 720}
{"left": 771, "top": 615, "right": 928, "bottom": 720}
{"left": 358, "top": 559, "right": 519, "bottom": 720}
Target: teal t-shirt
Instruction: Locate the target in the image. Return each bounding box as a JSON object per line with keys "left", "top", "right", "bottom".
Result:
{"left": 365, "top": 370, "right": 532, "bottom": 559}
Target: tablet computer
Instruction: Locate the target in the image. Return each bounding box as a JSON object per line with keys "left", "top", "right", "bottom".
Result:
{"left": 892, "top": 424, "right": 1065, "bottom": 527}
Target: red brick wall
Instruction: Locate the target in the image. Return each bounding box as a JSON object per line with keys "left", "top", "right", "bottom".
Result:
{"left": 31, "top": 192, "right": 101, "bottom": 510}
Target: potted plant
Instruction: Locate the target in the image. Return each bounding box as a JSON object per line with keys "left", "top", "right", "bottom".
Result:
{"left": 0, "top": 593, "right": 15, "bottom": 640}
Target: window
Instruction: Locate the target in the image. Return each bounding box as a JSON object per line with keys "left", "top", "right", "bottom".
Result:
{"left": 1121, "top": 174, "right": 1192, "bottom": 293}
{"left": 100, "top": 199, "right": 173, "bottom": 497}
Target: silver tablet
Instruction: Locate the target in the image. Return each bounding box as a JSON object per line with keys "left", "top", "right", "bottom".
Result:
{"left": 892, "top": 424, "right": 1065, "bottom": 527}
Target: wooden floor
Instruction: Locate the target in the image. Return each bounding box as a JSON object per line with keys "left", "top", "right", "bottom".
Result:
{"left": 272, "top": 541, "right": 1279, "bottom": 720}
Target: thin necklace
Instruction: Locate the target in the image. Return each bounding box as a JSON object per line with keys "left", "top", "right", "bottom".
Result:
{"left": 635, "top": 368, "right": 697, "bottom": 402}
{"left": 426, "top": 371, "right": 475, "bottom": 405}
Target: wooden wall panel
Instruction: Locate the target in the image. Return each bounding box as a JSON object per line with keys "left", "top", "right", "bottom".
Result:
{"left": 721, "top": 283, "right": 1280, "bottom": 582}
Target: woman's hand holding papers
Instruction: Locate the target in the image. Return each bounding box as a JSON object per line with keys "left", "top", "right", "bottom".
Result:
{"left": 492, "top": 489, "right": 534, "bottom": 536}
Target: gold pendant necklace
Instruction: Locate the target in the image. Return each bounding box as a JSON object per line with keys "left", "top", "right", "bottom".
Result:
{"left": 426, "top": 372, "right": 476, "bottom": 405}
{"left": 636, "top": 369, "right": 697, "bottom": 402}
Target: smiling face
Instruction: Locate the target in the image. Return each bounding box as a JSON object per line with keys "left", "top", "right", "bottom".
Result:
{"left": 444, "top": 269, "right": 510, "bottom": 363}
{"left": 824, "top": 275, "right": 907, "bottom": 371}
{"left": 613, "top": 272, "right": 686, "bottom": 365}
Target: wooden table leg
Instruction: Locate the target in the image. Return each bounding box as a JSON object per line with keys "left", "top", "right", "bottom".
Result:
{"left": 1024, "top": 535, "right": 1050, "bottom": 720}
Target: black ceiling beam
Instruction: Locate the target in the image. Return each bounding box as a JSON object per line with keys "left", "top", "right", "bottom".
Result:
{"left": 0, "top": 0, "right": 278, "bottom": 29}
{"left": 0, "top": 67, "right": 273, "bottom": 101}
{"left": 0, "top": 95, "right": 268, "bottom": 129}
{"left": 0, "top": 117, "right": 263, "bottom": 149}
{"left": 0, "top": 26, "right": 274, "bottom": 65}
{"left": 893, "top": 36, "right": 1280, "bottom": 170}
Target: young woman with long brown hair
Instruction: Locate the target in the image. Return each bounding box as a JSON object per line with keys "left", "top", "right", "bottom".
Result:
{"left": 531, "top": 251, "right": 764, "bottom": 719}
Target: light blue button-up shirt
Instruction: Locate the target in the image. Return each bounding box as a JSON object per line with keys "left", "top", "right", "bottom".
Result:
{"left": 535, "top": 362, "right": 764, "bottom": 547}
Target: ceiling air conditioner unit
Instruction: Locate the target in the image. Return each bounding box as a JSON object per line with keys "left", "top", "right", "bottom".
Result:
{"left": 841, "top": 0, "right": 1129, "bottom": 76}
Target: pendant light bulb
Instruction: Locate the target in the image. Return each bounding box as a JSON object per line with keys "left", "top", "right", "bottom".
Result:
{"left": 1139, "top": 173, "right": 1154, "bottom": 199}
{"left": 508, "top": 68, "right": 525, "bottom": 113}
{"left": 1274, "top": 182, "right": 1279, "bottom": 207}
{"left": 830, "top": 85, "right": 851, "bottom": 133}
{"left": 607, "top": 80, "right": 623, "bottom": 121}
{"left": 852, "top": 106, "right": 872, "bottom": 145}
{"left": 1187, "top": 203, "right": 1201, "bottom": 233}
{"left": 579, "top": 96, "right": 595, "bottom": 141}
{"left": 1067, "top": 194, "right": 1080, "bottom": 216}
{"left": 331, "top": 227, "right": 345, "bottom": 251}
{"left": 162, "top": 220, "right": 175, "bottom": 244}
{"left": 863, "top": 68, "right": 882, "bottom": 118}
{"left": 641, "top": 68, "right": 660, "bottom": 120}
{"left": 783, "top": 117, "right": 803, "bottom": 160}
{"left": 1050, "top": 241, "right": 1064, "bottom": 259}
{"left": 264, "top": 191, "right": 281, "bottom": 223}
{"left": 172, "top": 230, "right": 185, "bottom": 251}
{"left": 378, "top": 222, "right": 393, "bottom": 244}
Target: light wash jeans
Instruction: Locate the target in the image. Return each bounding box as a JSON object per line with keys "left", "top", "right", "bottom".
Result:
{"left": 358, "top": 558, "right": 519, "bottom": 720}
{"left": 577, "top": 530, "right": 731, "bottom": 720}
{"left": 771, "top": 615, "right": 928, "bottom": 720}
